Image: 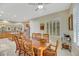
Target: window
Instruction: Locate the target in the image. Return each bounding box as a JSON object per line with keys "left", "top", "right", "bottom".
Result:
{"left": 74, "top": 4, "right": 79, "bottom": 46}
{"left": 53, "top": 21, "right": 60, "bottom": 36}
{"left": 57, "top": 21, "right": 60, "bottom": 35}
{"left": 46, "top": 21, "right": 60, "bottom": 36}
{"left": 50, "top": 21, "right": 52, "bottom": 35}
{"left": 53, "top": 21, "right": 55, "bottom": 35}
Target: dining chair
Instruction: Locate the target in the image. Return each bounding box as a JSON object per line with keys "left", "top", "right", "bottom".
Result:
{"left": 14, "top": 36, "right": 20, "bottom": 55}
{"left": 32, "top": 33, "right": 41, "bottom": 40}
{"left": 16, "top": 36, "right": 25, "bottom": 56}
{"left": 32, "top": 46, "right": 41, "bottom": 56}
{"left": 43, "top": 40, "right": 59, "bottom": 56}
{"left": 23, "top": 40, "right": 34, "bottom": 56}
{"left": 43, "top": 34, "right": 49, "bottom": 43}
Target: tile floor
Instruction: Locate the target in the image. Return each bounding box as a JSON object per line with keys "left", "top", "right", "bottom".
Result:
{"left": 59, "top": 48, "right": 72, "bottom": 56}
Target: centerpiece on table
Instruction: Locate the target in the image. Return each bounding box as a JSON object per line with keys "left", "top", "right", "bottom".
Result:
{"left": 38, "top": 38, "right": 47, "bottom": 46}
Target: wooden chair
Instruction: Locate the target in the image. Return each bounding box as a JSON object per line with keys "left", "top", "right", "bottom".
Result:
{"left": 0, "top": 33, "right": 33, "bottom": 56}
{"left": 32, "top": 33, "right": 41, "bottom": 40}
{"left": 23, "top": 40, "right": 34, "bottom": 56}
{"left": 43, "top": 34, "right": 49, "bottom": 43}
{"left": 12, "top": 36, "right": 20, "bottom": 53}
{"left": 16, "top": 32, "right": 34, "bottom": 56}
{"left": 43, "top": 40, "right": 59, "bottom": 56}
{"left": 10, "top": 34, "right": 22, "bottom": 55}
{"left": 32, "top": 47, "right": 41, "bottom": 56}
{"left": 17, "top": 37, "right": 25, "bottom": 56}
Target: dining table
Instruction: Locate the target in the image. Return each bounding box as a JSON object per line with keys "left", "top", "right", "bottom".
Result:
{"left": 32, "top": 39, "right": 50, "bottom": 56}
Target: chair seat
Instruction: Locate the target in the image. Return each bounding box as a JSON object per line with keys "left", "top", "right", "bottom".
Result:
{"left": 43, "top": 40, "right": 59, "bottom": 56}
{"left": 43, "top": 49, "right": 56, "bottom": 56}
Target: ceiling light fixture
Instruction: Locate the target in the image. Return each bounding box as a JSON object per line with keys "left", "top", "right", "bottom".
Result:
{"left": 38, "top": 5, "right": 43, "bottom": 9}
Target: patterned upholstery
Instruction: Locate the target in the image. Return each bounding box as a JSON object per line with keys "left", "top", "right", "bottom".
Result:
{"left": 43, "top": 40, "right": 59, "bottom": 56}
{"left": 43, "top": 34, "right": 49, "bottom": 42}
{"left": 23, "top": 39, "right": 34, "bottom": 56}
{"left": 32, "top": 33, "right": 41, "bottom": 40}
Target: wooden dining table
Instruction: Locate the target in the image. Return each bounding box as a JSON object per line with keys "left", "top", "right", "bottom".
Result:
{"left": 32, "top": 39, "right": 50, "bottom": 56}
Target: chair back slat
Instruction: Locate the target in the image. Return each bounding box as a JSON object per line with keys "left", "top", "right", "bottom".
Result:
{"left": 43, "top": 40, "right": 59, "bottom": 56}
{"left": 32, "top": 33, "right": 41, "bottom": 40}
{"left": 43, "top": 34, "right": 49, "bottom": 42}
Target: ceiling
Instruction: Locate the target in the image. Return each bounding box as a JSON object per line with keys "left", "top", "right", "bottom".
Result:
{"left": 0, "top": 3, "right": 71, "bottom": 22}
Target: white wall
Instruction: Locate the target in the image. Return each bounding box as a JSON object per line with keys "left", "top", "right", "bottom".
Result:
{"left": 30, "top": 10, "right": 69, "bottom": 40}
{"left": 30, "top": 20, "right": 41, "bottom": 34}
{"left": 30, "top": 4, "right": 79, "bottom": 56}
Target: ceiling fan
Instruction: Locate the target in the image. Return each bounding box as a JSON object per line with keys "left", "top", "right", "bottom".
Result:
{"left": 28, "top": 3, "right": 49, "bottom": 11}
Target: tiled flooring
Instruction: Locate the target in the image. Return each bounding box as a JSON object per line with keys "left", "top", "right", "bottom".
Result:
{"left": 0, "top": 47, "right": 72, "bottom": 56}
{"left": 0, "top": 38, "right": 73, "bottom": 56}
{"left": 59, "top": 48, "right": 72, "bottom": 56}
{"left": 50, "top": 38, "right": 72, "bottom": 56}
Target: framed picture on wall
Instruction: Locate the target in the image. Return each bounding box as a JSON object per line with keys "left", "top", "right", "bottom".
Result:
{"left": 40, "top": 23, "right": 45, "bottom": 30}
{"left": 68, "top": 14, "right": 73, "bottom": 31}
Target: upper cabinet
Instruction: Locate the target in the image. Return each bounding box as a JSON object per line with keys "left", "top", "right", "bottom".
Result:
{"left": 0, "top": 22, "right": 24, "bottom": 33}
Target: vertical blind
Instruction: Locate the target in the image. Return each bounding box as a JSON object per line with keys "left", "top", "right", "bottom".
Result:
{"left": 75, "top": 4, "right": 79, "bottom": 46}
